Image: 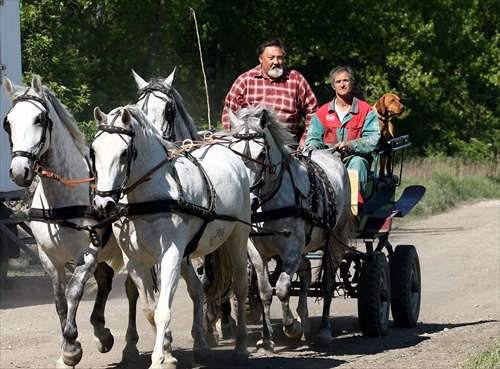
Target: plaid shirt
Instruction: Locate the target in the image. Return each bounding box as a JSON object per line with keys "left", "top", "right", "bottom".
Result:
{"left": 222, "top": 65, "right": 318, "bottom": 139}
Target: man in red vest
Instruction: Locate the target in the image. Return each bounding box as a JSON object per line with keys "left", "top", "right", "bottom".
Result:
{"left": 305, "top": 66, "right": 380, "bottom": 197}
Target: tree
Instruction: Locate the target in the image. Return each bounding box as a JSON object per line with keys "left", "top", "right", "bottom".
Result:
{"left": 19, "top": 0, "right": 499, "bottom": 161}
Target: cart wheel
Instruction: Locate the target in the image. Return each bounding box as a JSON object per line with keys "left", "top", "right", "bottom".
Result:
{"left": 358, "top": 252, "right": 390, "bottom": 337}
{"left": 0, "top": 236, "right": 8, "bottom": 288}
{"left": 390, "top": 245, "right": 421, "bottom": 327}
{"left": 245, "top": 261, "right": 262, "bottom": 324}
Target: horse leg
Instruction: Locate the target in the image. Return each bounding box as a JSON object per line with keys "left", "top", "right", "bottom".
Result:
{"left": 200, "top": 254, "right": 220, "bottom": 347}
{"left": 90, "top": 262, "right": 115, "bottom": 353}
{"left": 181, "top": 258, "right": 212, "bottom": 363}
{"left": 247, "top": 242, "right": 275, "bottom": 352}
{"left": 122, "top": 273, "right": 140, "bottom": 362}
{"left": 38, "top": 253, "right": 75, "bottom": 369}
{"left": 315, "top": 239, "right": 339, "bottom": 349}
{"left": 219, "top": 299, "right": 235, "bottom": 340}
{"left": 149, "top": 247, "right": 182, "bottom": 369}
{"left": 224, "top": 233, "right": 249, "bottom": 366}
{"left": 296, "top": 255, "right": 312, "bottom": 341}
{"left": 63, "top": 246, "right": 100, "bottom": 367}
{"left": 276, "top": 251, "right": 303, "bottom": 341}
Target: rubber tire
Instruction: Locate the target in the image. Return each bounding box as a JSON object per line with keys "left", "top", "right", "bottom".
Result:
{"left": 390, "top": 245, "right": 421, "bottom": 328}
{"left": 358, "top": 253, "right": 390, "bottom": 337}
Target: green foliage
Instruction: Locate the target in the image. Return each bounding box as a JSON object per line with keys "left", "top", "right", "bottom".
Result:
{"left": 462, "top": 339, "right": 500, "bottom": 369}
{"left": 77, "top": 120, "right": 98, "bottom": 145}
{"left": 18, "top": 0, "right": 499, "bottom": 161}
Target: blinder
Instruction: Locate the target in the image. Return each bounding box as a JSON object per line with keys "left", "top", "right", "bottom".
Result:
{"left": 136, "top": 85, "right": 176, "bottom": 140}
{"left": 91, "top": 115, "right": 138, "bottom": 199}
{"left": 3, "top": 91, "right": 53, "bottom": 163}
{"left": 230, "top": 130, "right": 268, "bottom": 192}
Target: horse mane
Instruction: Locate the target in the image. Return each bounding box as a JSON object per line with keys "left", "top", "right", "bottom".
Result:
{"left": 42, "top": 87, "right": 88, "bottom": 154}
{"left": 140, "top": 76, "right": 201, "bottom": 141}
{"left": 232, "top": 105, "right": 296, "bottom": 155}
{"left": 120, "top": 104, "right": 178, "bottom": 152}
{"left": 8, "top": 82, "right": 87, "bottom": 155}
{"left": 170, "top": 87, "right": 202, "bottom": 141}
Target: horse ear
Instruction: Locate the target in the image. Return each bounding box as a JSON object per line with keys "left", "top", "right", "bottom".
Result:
{"left": 121, "top": 108, "right": 132, "bottom": 126}
{"left": 2, "top": 75, "right": 14, "bottom": 97}
{"left": 165, "top": 66, "right": 177, "bottom": 87}
{"left": 31, "top": 74, "right": 43, "bottom": 96}
{"left": 260, "top": 109, "right": 269, "bottom": 129}
{"left": 94, "top": 107, "right": 107, "bottom": 125}
{"left": 132, "top": 69, "right": 148, "bottom": 89}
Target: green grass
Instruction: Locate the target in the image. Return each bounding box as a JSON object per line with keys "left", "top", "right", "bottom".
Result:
{"left": 396, "top": 156, "right": 499, "bottom": 217}
{"left": 461, "top": 339, "right": 500, "bottom": 369}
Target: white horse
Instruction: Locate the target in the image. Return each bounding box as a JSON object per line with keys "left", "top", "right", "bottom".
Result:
{"left": 227, "top": 105, "right": 356, "bottom": 350}
{"left": 91, "top": 104, "right": 251, "bottom": 369}
{"left": 2, "top": 75, "right": 143, "bottom": 368}
{"left": 132, "top": 67, "right": 201, "bottom": 142}
{"left": 132, "top": 67, "right": 236, "bottom": 344}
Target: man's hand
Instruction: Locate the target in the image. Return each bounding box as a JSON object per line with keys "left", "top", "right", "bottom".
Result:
{"left": 335, "top": 141, "right": 351, "bottom": 154}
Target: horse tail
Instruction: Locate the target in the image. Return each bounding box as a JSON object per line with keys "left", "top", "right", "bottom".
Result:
{"left": 204, "top": 245, "right": 234, "bottom": 303}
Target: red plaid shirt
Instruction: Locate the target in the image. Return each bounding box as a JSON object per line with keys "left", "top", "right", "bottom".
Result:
{"left": 221, "top": 65, "right": 318, "bottom": 140}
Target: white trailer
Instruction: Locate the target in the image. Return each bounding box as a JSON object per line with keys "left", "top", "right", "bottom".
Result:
{"left": 1, "top": 0, "right": 23, "bottom": 199}
{"left": 0, "top": 0, "right": 40, "bottom": 287}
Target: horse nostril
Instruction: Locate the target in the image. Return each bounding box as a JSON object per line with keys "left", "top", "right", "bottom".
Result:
{"left": 104, "top": 200, "right": 116, "bottom": 214}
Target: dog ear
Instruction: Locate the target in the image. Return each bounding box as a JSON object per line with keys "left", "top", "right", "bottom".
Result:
{"left": 374, "top": 95, "right": 388, "bottom": 116}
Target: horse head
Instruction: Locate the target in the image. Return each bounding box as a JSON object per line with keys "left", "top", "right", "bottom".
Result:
{"left": 132, "top": 67, "right": 201, "bottom": 142}
{"left": 92, "top": 106, "right": 138, "bottom": 215}
{"left": 228, "top": 105, "right": 296, "bottom": 210}
{"left": 2, "top": 74, "right": 54, "bottom": 187}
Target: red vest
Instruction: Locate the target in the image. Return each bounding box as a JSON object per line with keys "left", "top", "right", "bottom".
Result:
{"left": 316, "top": 100, "right": 373, "bottom": 144}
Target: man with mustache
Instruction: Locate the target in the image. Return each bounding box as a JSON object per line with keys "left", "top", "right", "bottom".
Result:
{"left": 222, "top": 38, "right": 318, "bottom": 147}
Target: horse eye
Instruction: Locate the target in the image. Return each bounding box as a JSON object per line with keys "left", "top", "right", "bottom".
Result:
{"left": 35, "top": 116, "right": 43, "bottom": 126}
{"left": 120, "top": 149, "right": 128, "bottom": 158}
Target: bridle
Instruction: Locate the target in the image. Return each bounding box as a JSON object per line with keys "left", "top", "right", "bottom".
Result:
{"left": 136, "top": 84, "right": 176, "bottom": 140}
{"left": 229, "top": 123, "right": 296, "bottom": 207}
{"left": 229, "top": 124, "right": 269, "bottom": 193}
{"left": 91, "top": 110, "right": 137, "bottom": 199}
{"left": 3, "top": 90, "right": 53, "bottom": 166}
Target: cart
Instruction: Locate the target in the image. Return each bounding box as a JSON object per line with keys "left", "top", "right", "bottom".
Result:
{"left": 246, "top": 135, "right": 426, "bottom": 336}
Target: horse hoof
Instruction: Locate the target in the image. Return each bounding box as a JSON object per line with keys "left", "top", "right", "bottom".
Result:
{"left": 194, "top": 346, "right": 212, "bottom": 363}
{"left": 61, "top": 341, "right": 83, "bottom": 367}
{"left": 231, "top": 351, "right": 249, "bottom": 366}
{"left": 256, "top": 339, "right": 275, "bottom": 353}
{"left": 221, "top": 323, "right": 234, "bottom": 340}
{"left": 315, "top": 331, "right": 333, "bottom": 349}
{"left": 122, "top": 344, "right": 140, "bottom": 362}
{"left": 149, "top": 357, "right": 177, "bottom": 369}
{"left": 205, "top": 332, "right": 219, "bottom": 347}
{"left": 95, "top": 328, "right": 114, "bottom": 353}
{"left": 283, "top": 320, "right": 303, "bottom": 340}
{"left": 56, "top": 356, "right": 74, "bottom": 369}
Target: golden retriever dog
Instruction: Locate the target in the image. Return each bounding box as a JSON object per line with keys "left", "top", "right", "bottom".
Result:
{"left": 373, "top": 93, "right": 405, "bottom": 181}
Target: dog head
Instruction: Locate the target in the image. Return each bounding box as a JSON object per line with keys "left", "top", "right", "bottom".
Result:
{"left": 374, "top": 93, "right": 405, "bottom": 119}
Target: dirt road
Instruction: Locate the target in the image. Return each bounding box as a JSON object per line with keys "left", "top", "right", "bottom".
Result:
{"left": 1, "top": 200, "right": 499, "bottom": 369}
